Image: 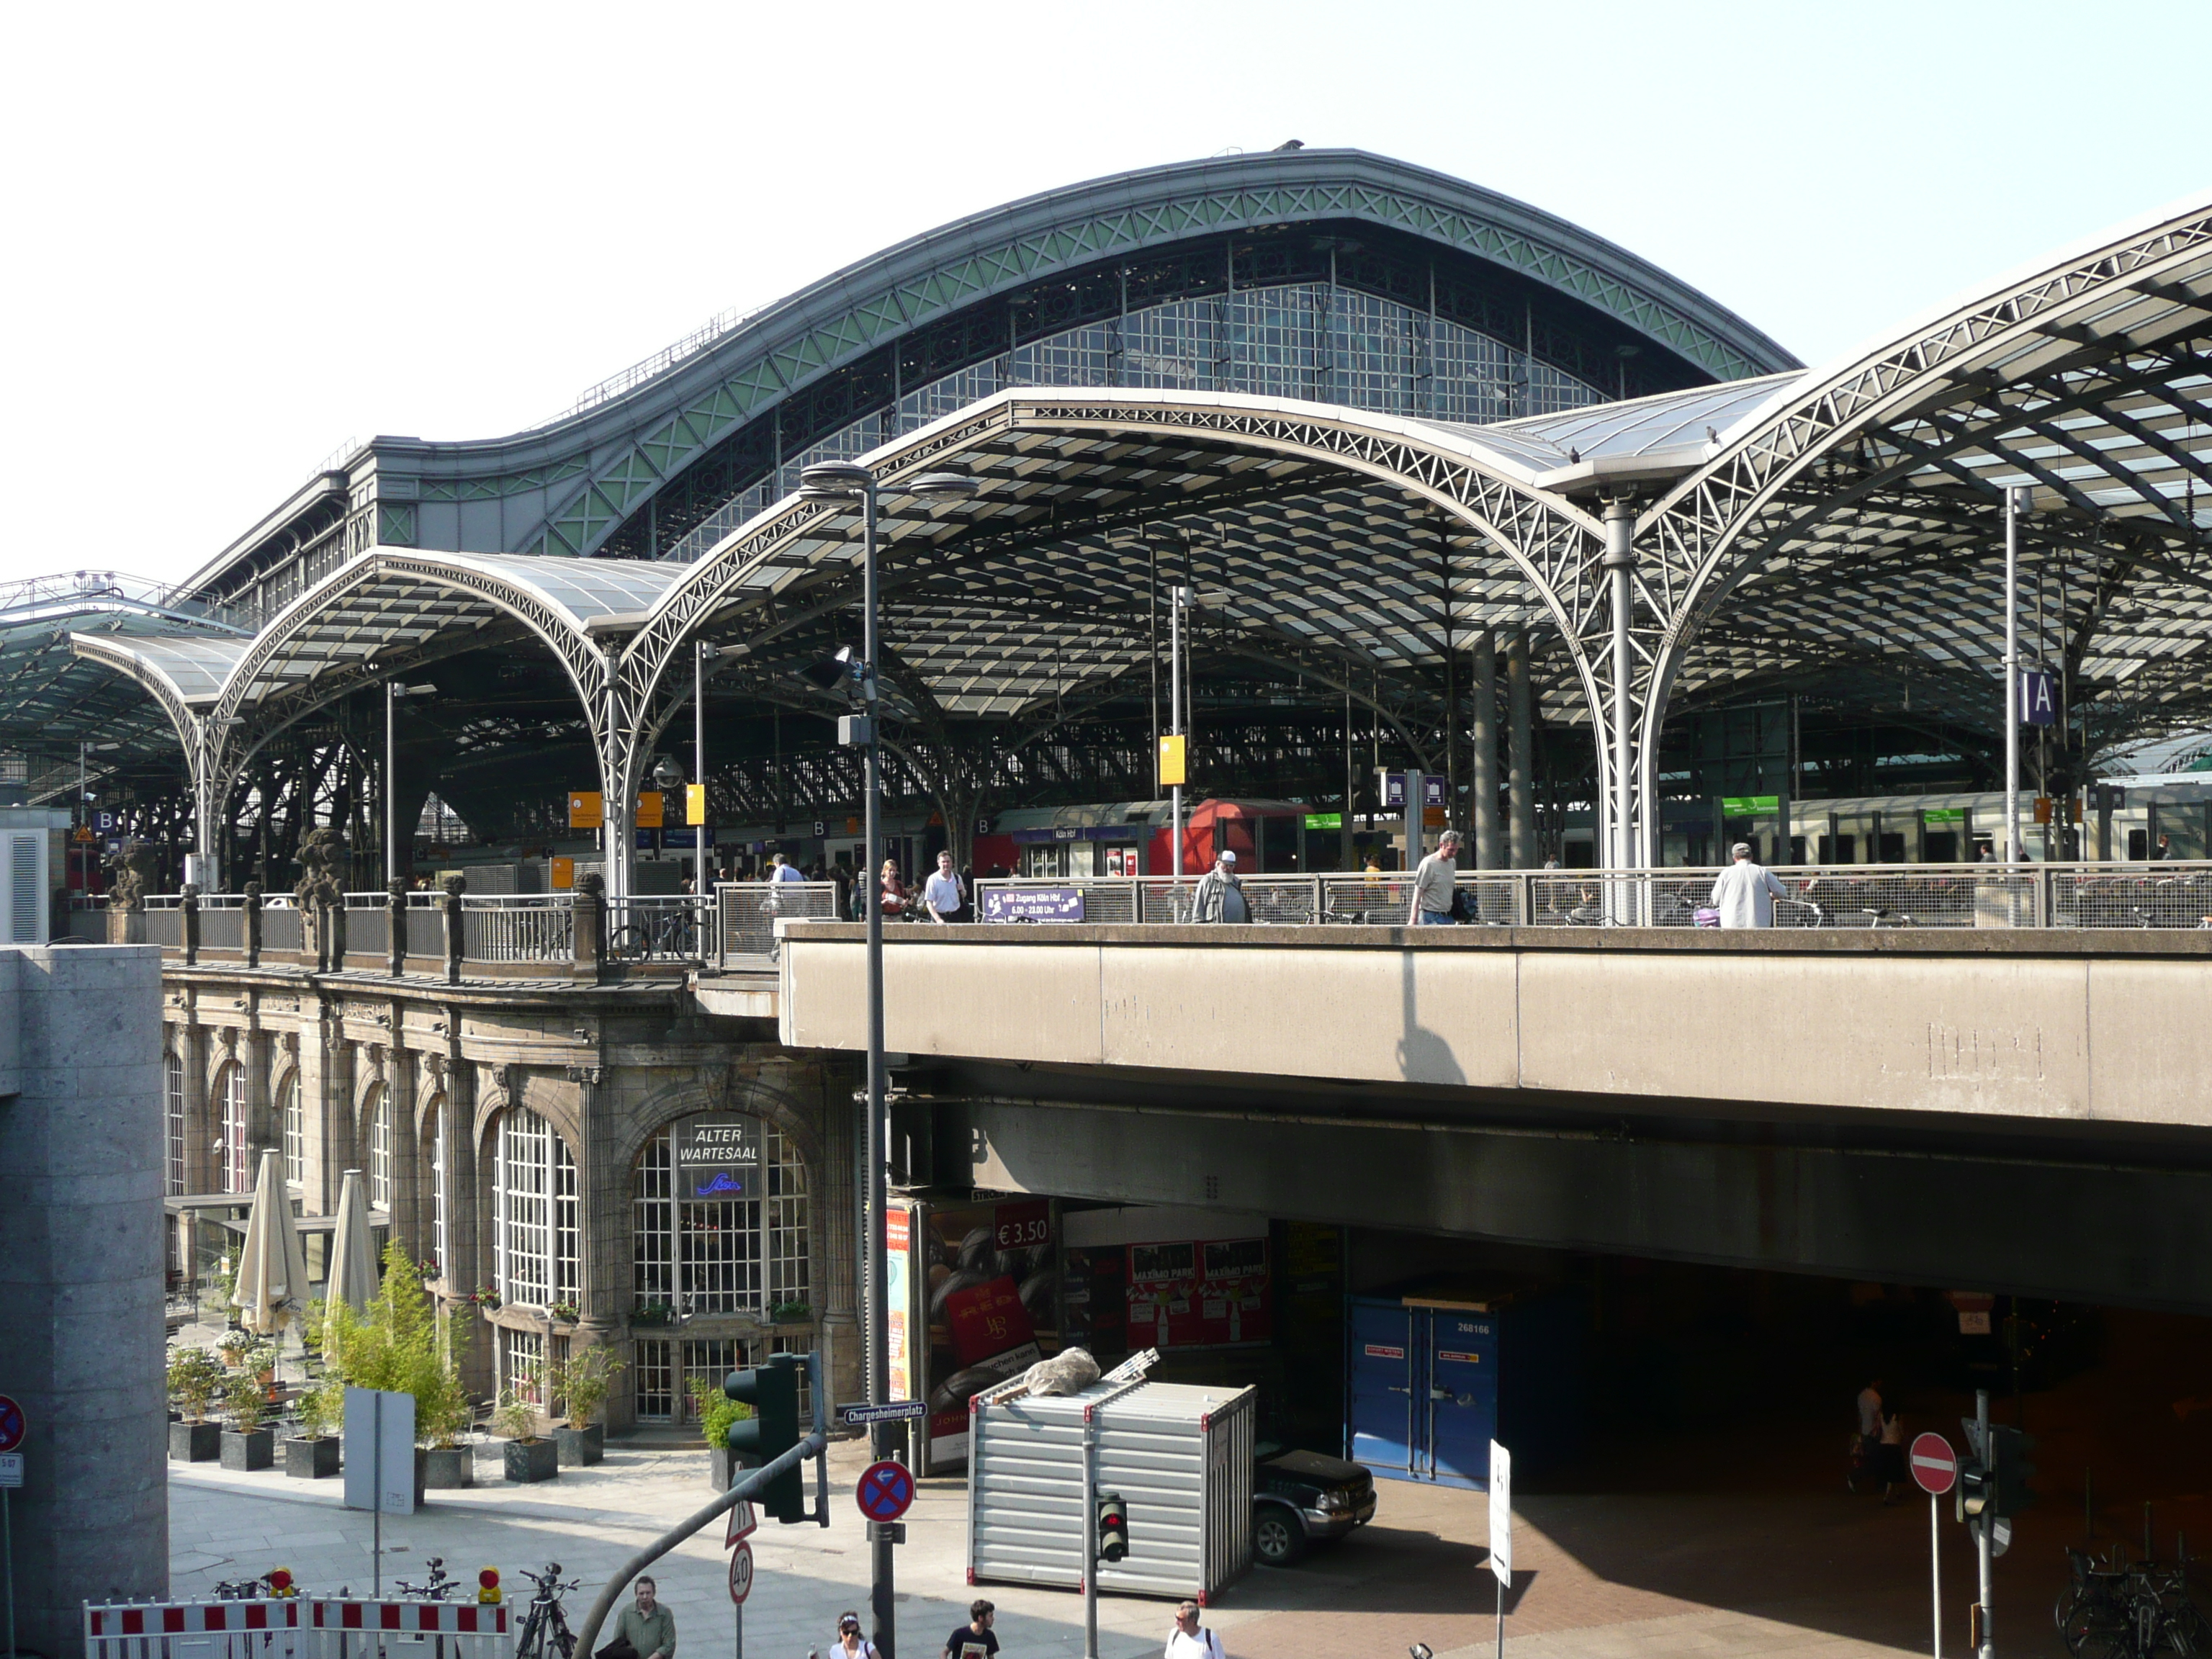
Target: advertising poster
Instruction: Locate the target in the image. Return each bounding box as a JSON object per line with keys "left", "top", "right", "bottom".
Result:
{"left": 886, "top": 1205, "right": 914, "bottom": 1405}
{"left": 1127, "top": 1236, "right": 1270, "bottom": 1349}
{"left": 915, "top": 1198, "right": 1061, "bottom": 1471}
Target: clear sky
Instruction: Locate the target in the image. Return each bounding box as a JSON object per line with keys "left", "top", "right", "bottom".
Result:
{"left": 3, "top": 0, "right": 2205, "bottom": 588}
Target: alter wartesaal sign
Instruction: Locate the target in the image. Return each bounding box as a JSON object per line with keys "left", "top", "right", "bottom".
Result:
{"left": 675, "top": 1115, "right": 763, "bottom": 1202}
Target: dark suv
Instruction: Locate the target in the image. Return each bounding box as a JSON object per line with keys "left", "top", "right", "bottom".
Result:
{"left": 1252, "top": 1444, "right": 1377, "bottom": 1565}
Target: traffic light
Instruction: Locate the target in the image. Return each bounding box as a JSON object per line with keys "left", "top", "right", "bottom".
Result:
{"left": 724, "top": 1359, "right": 804, "bottom": 1521}
{"left": 1990, "top": 1425, "right": 2038, "bottom": 1518}
{"left": 1097, "top": 1491, "right": 1130, "bottom": 1563}
{"left": 1959, "top": 1460, "right": 1990, "bottom": 1519}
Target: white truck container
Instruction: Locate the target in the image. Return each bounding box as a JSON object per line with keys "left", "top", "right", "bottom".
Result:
{"left": 968, "top": 1377, "right": 1256, "bottom": 1601}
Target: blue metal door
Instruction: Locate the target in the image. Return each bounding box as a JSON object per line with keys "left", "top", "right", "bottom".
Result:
{"left": 1424, "top": 1310, "right": 1498, "bottom": 1488}
{"left": 1347, "top": 1301, "right": 1416, "bottom": 1473}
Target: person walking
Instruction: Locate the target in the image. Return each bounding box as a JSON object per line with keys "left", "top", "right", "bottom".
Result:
{"left": 830, "top": 1611, "right": 878, "bottom": 1659}
{"left": 1165, "top": 1601, "right": 1226, "bottom": 1659}
{"left": 942, "top": 1601, "right": 999, "bottom": 1659}
{"left": 595, "top": 1576, "right": 675, "bottom": 1659}
{"left": 1711, "top": 841, "right": 1788, "bottom": 928}
{"left": 769, "top": 852, "right": 806, "bottom": 884}
{"left": 1852, "top": 1376, "right": 1884, "bottom": 1493}
{"left": 1408, "top": 830, "right": 1461, "bottom": 926}
{"left": 1192, "top": 849, "right": 1250, "bottom": 922}
{"left": 1878, "top": 1403, "right": 1908, "bottom": 1505}
{"left": 922, "top": 849, "right": 968, "bottom": 923}
{"left": 878, "top": 858, "right": 908, "bottom": 920}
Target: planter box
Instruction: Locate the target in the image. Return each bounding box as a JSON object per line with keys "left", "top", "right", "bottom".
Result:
{"left": 283, "top": 1437, "right": 341, "bottom": 1479}
{"left": 503, "top": 1438, "right": 559, "bottom": 1484}
{"left": 220, "top": 1428, "right": 275, "bottom": 1471}
{"left": 554, "top": 1424, "right": 603, "bottom": 1467}
{"left": 170, "top": 1421, "right": 221, "bottom": 1462}
{"left": 420, "top": 1446, "right": 473, "bottom": 1489}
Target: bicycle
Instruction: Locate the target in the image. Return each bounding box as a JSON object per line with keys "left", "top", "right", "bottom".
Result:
{"left": 513, "top": 1563, "right": 583, "bottom": 1659}
{"left": 394, "top": 1557, "right": 455, "bottom": 1600}
{"left": 2057, "top": 1542, "right": 2212, "bottom": 1659}
{"left": 608, "top": 905, "right": 698, "bottom": 963}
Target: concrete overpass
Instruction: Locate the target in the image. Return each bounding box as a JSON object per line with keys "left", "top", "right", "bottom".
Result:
{"left": 778, "top": 923, "right": 2212, "bottom": 1313}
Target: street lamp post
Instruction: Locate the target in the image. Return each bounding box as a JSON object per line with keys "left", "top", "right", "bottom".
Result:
{"left": 799, "top": 461, "right": 978, "bottom": 1659}
{"left": 385, "top": 681, "right": 436, "bottom": 884}
{"left": 2002, "top": 487, "right": 2029, "bottom": 863}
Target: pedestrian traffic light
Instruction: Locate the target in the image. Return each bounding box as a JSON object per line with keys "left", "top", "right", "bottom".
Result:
{"left": 1990, "top": 1425, "right": 2037, "bottom": 1518}
{"left": 724, "top": 1359, "right": 803, "bottom": 1522}
{"left": 1097, "top": 1491, "right": 1130, "bottom": 1563}
{"left": 1959, "top": 1459, "right": 1990, "bottom": 1519}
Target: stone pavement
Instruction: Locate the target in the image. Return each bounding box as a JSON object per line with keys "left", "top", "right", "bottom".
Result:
{"left": 168, "top": 1434, "right": 2063, "bottom": 1659}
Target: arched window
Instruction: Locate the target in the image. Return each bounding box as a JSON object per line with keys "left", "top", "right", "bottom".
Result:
{"left": 631, "top": 1119, "right": 809, "bottom": 1316}
{"left": 217, "top": 1063, "right": 248, "bottom": 1193}
{"left": 280, "top": 1073, "right": 302, "bottom": 1187}
{"left": 494, "top": 1106, "right": 577, "bottom": 1310}
{"left": 367, "top": 1084, "right": 392, "bottom": 1210}
{"left": 426, "top": 1094, "right": 448, "bottom": 1280}
{"left": 164, "top": 1051, "right": 186, "bottom": 1195}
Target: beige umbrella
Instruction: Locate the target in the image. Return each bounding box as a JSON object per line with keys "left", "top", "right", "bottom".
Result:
{"left": 231, "top": 1148, "right": 313, "bottom": 1336}
{"left": 325, "top": 1168, "right": 380, "bottom": 1324}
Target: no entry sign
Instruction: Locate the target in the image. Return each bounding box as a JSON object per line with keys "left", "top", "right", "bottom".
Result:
{"left": 1910, "top": 1432, "right": 1959, "bottom": 1496}
{"left": 855, "top": 1459, "right": 915, "bottom": 1524}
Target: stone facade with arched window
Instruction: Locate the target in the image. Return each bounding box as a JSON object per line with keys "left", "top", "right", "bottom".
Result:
{"left": 155, "top": 969, "right": 855, "bottom": 1428}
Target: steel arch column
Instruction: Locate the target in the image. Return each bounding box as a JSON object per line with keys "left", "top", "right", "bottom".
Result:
{"left": 619, "top": 391, "right": 1622, "bottom": 869}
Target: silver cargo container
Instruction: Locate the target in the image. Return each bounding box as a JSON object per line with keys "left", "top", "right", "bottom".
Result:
{"left": 968, "top": 1378, "right": 1256, "bottom": 1601}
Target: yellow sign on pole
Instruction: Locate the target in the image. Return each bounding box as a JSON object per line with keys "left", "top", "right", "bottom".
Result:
{"left": 686, "top": 783, "right": 707, "bottom": 827}
{"left": 567, "top": 792, "right": 603, "bottom": 830}
{"left": 1157, "top": 734, "right": 1187, "bottom": 788}
{"left": 636, "top": 791, "right": 664, "bottom": 829}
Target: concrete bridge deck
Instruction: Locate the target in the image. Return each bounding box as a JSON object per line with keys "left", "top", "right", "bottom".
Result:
{"left": 778, "top": 921, "right": 2212, "bottom": 1131}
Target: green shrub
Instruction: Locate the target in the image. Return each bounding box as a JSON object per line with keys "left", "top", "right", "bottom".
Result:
{"left": 224, "top": 1370, "right": 270, "bottom": 1436}
{"left": 549, "top": 1345, "right": 626, "bottom": 1429}
{"left": 323, "top": 1242, "right": 473, "bottom": 1449}
{"left": 688, "top": 1375, "right": 752, "bottom": 1454}
{"left": 168, "top": 1346, "right": 225, "bottom": 1423}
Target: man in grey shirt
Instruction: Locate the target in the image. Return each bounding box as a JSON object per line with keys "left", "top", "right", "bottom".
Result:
{"left": 1408, "top": 830, "right": 1461, "bottom": 925}
{"left": 1711, "top": 841, "right": 1788, "bottom": 927}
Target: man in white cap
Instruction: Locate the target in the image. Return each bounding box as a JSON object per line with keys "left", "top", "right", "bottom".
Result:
{"left": 1711, "top": 840, "right": 1788, "bottom": 928}
{"left": 1191, "top": 848, "right": 1249, "bottom": 922}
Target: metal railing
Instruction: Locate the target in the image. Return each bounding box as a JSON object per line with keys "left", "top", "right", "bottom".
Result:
{"left": 716, "top": 880, "right": 839, "bottom": 963}
{"left": 460, "top": 895, "right": 573, "bottom": 962}
{"left": 604, "top": 894, "right": 702, "bottom": 962}
{"left": 970, "top": 863, "right": 2212, "bottom": 932}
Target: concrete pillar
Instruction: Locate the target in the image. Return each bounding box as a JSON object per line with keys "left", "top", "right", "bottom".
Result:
{"left": 1470, "top": 629, "right": 1500, "bottom": 869}
{"left": 180, "top": 1018, "right": 214, "bottom": 1195}
{"left": 244, "top": 1025, "right": 276, "bottom": 1172}
{"left": 1506, "top": 625, "right": 1536, "bottom": 868}
{"left": 297, "top": 1008, "right": 349, "bottom": 1215}
{"left": 0, "top": 945, "right": 168, "bottom": 1654}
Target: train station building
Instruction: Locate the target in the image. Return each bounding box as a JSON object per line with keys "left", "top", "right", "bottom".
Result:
{"left": 8, "top": 145, "right": 2212, "bottom": 1640}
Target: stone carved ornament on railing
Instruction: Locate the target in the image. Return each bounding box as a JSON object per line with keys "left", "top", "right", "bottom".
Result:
{"left": 103, "top": 838, "right": 158, "bottom": 912}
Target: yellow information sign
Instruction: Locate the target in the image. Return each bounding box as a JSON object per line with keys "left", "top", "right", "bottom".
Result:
{"left": 567, "top": 791, "right": 603, "bottom": 830}
{"left": 636, "top": 791, "right": 664, "bottom": 829}
{"left": 1157, "top": 734, "right": 1187, "bottom": 788}
{"left": 686, "top": 783, "right": 707, "bottom": 827}
{"left": 549, "top": 856, "right": 575, "bottom": 890}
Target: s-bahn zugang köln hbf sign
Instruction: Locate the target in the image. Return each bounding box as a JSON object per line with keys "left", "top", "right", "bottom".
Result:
{"left": 675, "top": 1116, "right": 762, "bottom": 1201}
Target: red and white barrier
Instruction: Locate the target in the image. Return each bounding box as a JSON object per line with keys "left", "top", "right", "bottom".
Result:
{"left": 88, "top": 1599, "right": 509, "bottom": 1659}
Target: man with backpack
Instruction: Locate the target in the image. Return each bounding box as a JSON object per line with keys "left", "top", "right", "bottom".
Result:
{"left": 1164, "top": 1601, "right": 1226, "bottom": 1659}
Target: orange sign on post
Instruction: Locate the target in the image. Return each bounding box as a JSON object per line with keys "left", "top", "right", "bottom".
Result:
{"left": 1158, "top": 734, "right": 1187, "bottom": 788}
{"left": 636, "top": 791, "right": 664, "bottom": 829}
{"left": 686, "top": 783, "right": 706, "bottom": 827}
{"left": 549, "top": 857, "right": 575, "bottom": 890}
{"left": 567, "top": 792, "right": 603, "bottom": 830}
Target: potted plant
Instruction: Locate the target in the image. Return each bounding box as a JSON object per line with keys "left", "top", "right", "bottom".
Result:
{"left": 693, "top": 1377, "right": 754, "bottom": 1491}
{"left": 216, "top": 1328, "right": 252, "bottom": 1370}
{"left": 770, "top": 1299, "right": 813, "bottom": 1325}
{"left": 548, "top": 1346, "right": 626, "bottom": 1467}
{"left": 495, "top": 1375, "right": 558, "bottom": 1484}
{"left": 547, "top": 1298, "right": 580, "bottom": 1324}
{"left": 324, "top": 1243, "right": 473, "bottom": 1493}
{"left": 221, "top": 1370, "right": 276, "bottom": 1470}
{"left": 168, "top": 1347, "right": 225, "bottom": 1461}
{"left": 283, "top": 1377, "right": 343, "bottom": 1479}
{"left": 469, "top": 1284, "right": 502, "bottom": 1311}
{"left": 631, "top": 1301, "right": 672, "bottom": 1328}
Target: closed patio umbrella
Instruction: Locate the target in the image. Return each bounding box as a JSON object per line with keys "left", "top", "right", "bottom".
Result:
{"left": 230, "top": 1148, "right": 312, "bottom": 1337}
{"left": 325, "top": 1168, "right": 380, "bottom": 1325}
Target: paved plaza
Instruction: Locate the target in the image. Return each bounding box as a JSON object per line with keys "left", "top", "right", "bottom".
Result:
{"left": 161, "top": 1429, "right": 2096, "bottom": 1659}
